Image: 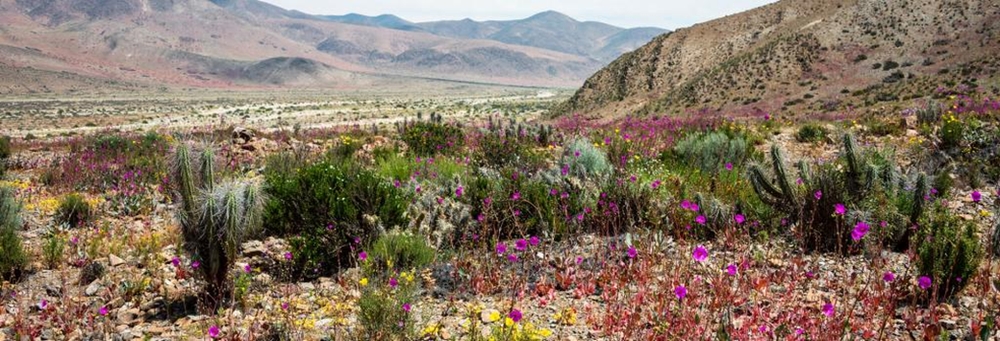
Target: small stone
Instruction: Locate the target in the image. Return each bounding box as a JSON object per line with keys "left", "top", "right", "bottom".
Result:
{"left": 109, "top": 254, "right": 126, "bottom": 267}
{"left": 85, "top": 281, "right": 102, "bottom": 296}
{"left": 940, "top": 319, "right": 957, "bottom": 330}
{"left": 299, "top": 282, "right": 315, "bottom": 291}
{"left": 315, "top": 318, "right": 334, "bottom": 328}
{"left": 117, "top": 308, "right": 141, "bottom": 326}
{"left": 242, "top": 241, "right": 267, "bottom": 257}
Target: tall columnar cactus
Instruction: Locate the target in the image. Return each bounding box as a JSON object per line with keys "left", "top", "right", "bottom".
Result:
{"left": 749, "top": 144, "right": 799, "bottom": 212}
{"left": 172, "top": 144, "right": 264, "bottom": 309}
{"left": 843, "top": 133, "right": 865, "bottom": 195}
{"left": 0, "top": 186, "right": 27, "bottom": 281}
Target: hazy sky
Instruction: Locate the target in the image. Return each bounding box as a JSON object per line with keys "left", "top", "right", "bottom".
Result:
{"left": 262, "top": 0, "right": 778, "bottom": 29}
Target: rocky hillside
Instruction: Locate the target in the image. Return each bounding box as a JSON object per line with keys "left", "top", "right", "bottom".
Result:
{"left": 0, "top": 0, "right": 664, "bottom": 93}
{"left": 557, "top": 0, "right": 1000, "bottom": 117}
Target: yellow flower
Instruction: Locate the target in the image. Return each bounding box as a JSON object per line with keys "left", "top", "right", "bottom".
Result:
{"left": 979, "top": 210, "right": 992, "bottom": 217}
{"left": 422, "top": 323, "right": 441, "bottom": 336}
{"left": 359, "top": 277, "right": 368, "bottom": 286}
{"left": 504, "top": 317, "right": 514, "bottom": 327}
{"left": 488, "top": 311, "right": 501, "bottom": 322}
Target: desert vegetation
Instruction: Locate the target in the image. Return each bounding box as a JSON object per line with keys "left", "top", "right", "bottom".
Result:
{"left": 0, "top": 88, "right": 998, "bottom": 340}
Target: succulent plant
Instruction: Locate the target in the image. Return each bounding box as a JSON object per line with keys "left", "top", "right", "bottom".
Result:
{"left": 0, "top": 186, "right": 27, "bottom": 281}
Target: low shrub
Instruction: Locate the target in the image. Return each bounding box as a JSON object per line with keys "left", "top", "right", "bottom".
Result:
{"left": 795, "top": 123, "right": 828, "bottom": 143}
{"left": 559, "top": 138, "right": 612, "bottom": 180}
{"left": 367, "top": 232, "right": 436, "bottom": 276}
{"left": 474, "top": 133, "right": 544, "bottom": 170}
{"left": 401, "top": 122, "right": 464, "bottom": 156}
{"left": 356, "top": 287, "right": 416, "bottom": 340}
{"left": 42, "top": 233, "right": 66, "bottom": 269}
{"left": 264, "top": 158, "right": 408, "bottom": 278}
{"left": 0, "top": 186, "right": 27, "bottom": 281}
{"left": 916, "top": 204, "right": 982, "bottom": 300}
{"left": 56, "top": 193, "right": 93, "bottom": 228}
{"left": 673, "top": 131, "right": 751, "bottom": 175}
{"left": 939, "top": 113, "right": 965, "bottom": 150}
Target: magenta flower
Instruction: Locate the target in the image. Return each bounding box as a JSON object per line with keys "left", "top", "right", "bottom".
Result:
{"left": 171, "top": 257, "right": 180, "bottom": 267}
{"left": 918, "top": 276, "right": 932, "bottom": 290}
{"left": 529, "top": 236, "right": 539, "bottom": 246}
{"left": 726, "top": 264, "right": 738, "bottom": 276}
{"left": 834, "top": 203, "right": 846, "bottom": 215}
{"left": 191, "top": 260, "right": 200, "bottom": 269}
{"left": 627, "top": 245, "right": 637, "bottom": 259}
{"left": 680, "top": 200, "right": 691, "bottom": 210}
{"left": 692, "top": 245, "right": 708, "bottom": 262}
{"left": 576, "top": 256, "right": 583, "bottom": 264}
{"left": 972, "top": 190, "right": 982, "bottom": 202}
{"left": 38, "top": 299, "right": 47, "bottom": 310}
{"left": 725, "top": 162, "right": 733, "bottom": 171}
{"left": 402, "top": 303, "right": 411, "bottom": 312}
{"left": 509, "top": 309, "right": 523, "bottom": 322}
{"left": 734, "top": 214, "right": 745, "bottom": 224}
{"left": 99, "top": 306, "right": 108, "bottom": 316}
{"left": 695, "top": 215, "right": 706, "bottom": 225}
{"left": 484, "top": 197, "right": 492, "bottom": 206}
{"left": 814, "top": 191, "right": 823, "bottom": 200}
{"left": 284, "top": 252, "right": 293, "bottom": 261}
{"left": 851, "top": 221, "right": 870, "bottom": 241}
{"left": 690, "top": 203, "right": 699, "bottom": 212}
{"left": 208, "top": 325, "right": 220, "bottom": 339}
{"left": 389, "top": 277, "right": 398, "bottom": 288}
{"left": 651, "top": 180, "right": 661, "bottom": 189}
{"left": 507, "top": 254, "right": 518, "bottom": 262}
{"left": 358, "top": 251, "right": 367, "bottom": 261}
{"left": 455, "top": 186, "right": 464, "bottom": 198}
{"left": 883, "top": 271, "right": 895, "bottom": 282}
{"left": 822, "top": 303, "right": 835, "bottom": 317}
{"left": 674, "top": 285, "right": 687, "bottom": 300}
{"left": 244, "top": 264, "right": 252, "bottom": 273}
{"left": 496, "top": 242, "right": 507, "bottom": 254}
{"left": 511, "top": 192, "right": 521, "bottom": 201}
{"left": 281, "top": 302, "right": 289, "bottom": 310}
{"left": 515, "top": 239, "right": 528, "bottom": 251}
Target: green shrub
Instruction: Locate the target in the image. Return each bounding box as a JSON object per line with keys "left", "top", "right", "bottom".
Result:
{"left": 795, "top": 124, "right": 828, "bottom": 143}
{"left": 357, "top": 288, "right": 415, "bottom": 340}
{"left": 42, "top": 233, "right": 66, "bottom": 269}
{"left": 264, "top": 159, "right": 408, "bottom": 278}
{"left": 0, "top": 136, "right": 10, "bottom": 160}
{"left": 56, "top": 193, "right": 93, "bottom": 228}
{"left": 172, "top": 144, "right": 265, "bottom": 309}
{"left": 0, "top": 186, "right": 27, "bottom": 281}
{"left": 475, "top": 133, "right": 543, "bottom": 170}
{"left": 367, "top": 232, "right": 435, "bottom": 276}
{"left": 673, "top": 131, "right": 750, "bottom": 174}
{"left": 916, "top": 204, "right": 982, "bottom": 300}
{"left": 560, "top": 138, "right": 611, "bottom": 179}
{"left": 991, "top": 215, "right": 1000, "bottom": 258}
{"left": 939, "top": 115, "right": 965, "bottom": 150}
{"left": 401, "top": 122, "right": 464, "bottom": 156}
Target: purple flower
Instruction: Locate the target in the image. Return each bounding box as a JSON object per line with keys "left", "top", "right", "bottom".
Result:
{"left": 651, "top": 180, "right": 661, "bottom": 189}
{"left": 734, "top": 214, "right": 745, "bottom": 224}
{"left": 574, "top": 150, "right": 581, "bottom": 158}
{"left": 389, "top": 277, "right": 398, "bottom": 288}
{"left": 38, "top": 299, "right": 47, "bottom": 310}
{"left": 627, "top": 245, "right": 637, "bottom": 259}
{"left": 402, "top": 303, "right": 411, "bottom": 312}
{"left": 692, "top": 245, "right": 708, "bottom": 262}
{"left": 496, "top": 243, "right": 507, "bottom": 254}
{"left": 529, "top": 236, "right": 539, "bottom": 246}
{"left": 695, "top": 215, "right": 706, "bottom": 225}
{"left": 834, "top": 203, "right": 846, "bottom": 215}
{"left": 455, "top": 186, "right": 464, "bottom": 198}
{"left": 171, "top": 257, "right": 180, "bottom": 267}
{"left": 725, "top": 162, "right": 733, "bottom": 171}
{"left": 680, "top": 200, "right": 692, "bottom": 210}
{"left": 191, "top": 260, "right": 200, "bottom": 269}
{"left": 851, "top": 221, "right": 870, "bottom": 241}
{"left": 511, "top": 192, "right": 521, "bottom": 201}
{"left": 244, "top": 264, "right": 252, "bottom": 273}
{"left": 515, "top": 239, "right": 528, "bottom": 251}
{"left": 358, "top": 251, "right": 367, "bottom": 261}
{"left": 726, "top": 264, "right": 738, "bottom": 276}
{"left": 509, "top": 309, "right": 523, "bottom": 322}
{"left": 972, "top": 190, "right": 982, "bottom": 202}
{"left": 99, "top": 306, "right": 108, "bottom": 316}
{"left": 284, "top": 252, "right": 293, "bottom": 261}
{"left": 507, "top": 254, "right": 519, "bottom": 262}
{"left": 822, "top": 303, "right": 835, "bottom": 317}
{"left": 690, "top": 203, "right": 699, "bottom": 212}
{"left": 674, "top": 285, "right": 687, "bottom": 300}
{"left": 814, "top": 191, "right": 822, "bottom": 200}
{"left": 883, "top": 271, "right": 895, "bottom": 282}
{"left": 281, "top": 302, "right": 289, "bottom": 310}
{"left": 918, "top": 276, "right": 932, "bottom": 290}
{"left": 208, "top": 325, "right": 220, "bottom": 339}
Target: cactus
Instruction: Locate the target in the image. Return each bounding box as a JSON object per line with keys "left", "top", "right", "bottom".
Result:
{"left": 843, "top": 133, "right": 865, "bottom": 195}
{"left": 992, "top": 217, "right": 1000, "bottom": 258}
{"left": 911, "top": 173, "right": 927, "bottom": 226}
{"left": 749, "top": 144, "right": 799, "bottom": 212}
{"left": 0, "top": 186, "right": 26, "bottom": 281}
{"left": 172, "top": 144, "right": 264, "bottom": 309}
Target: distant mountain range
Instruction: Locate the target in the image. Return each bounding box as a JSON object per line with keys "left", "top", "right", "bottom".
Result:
{"left": 0, "top": 0, "right": 667, "bottom": 94}
{"left": 557, "top": 0, "right": 1000, "bottom": 117}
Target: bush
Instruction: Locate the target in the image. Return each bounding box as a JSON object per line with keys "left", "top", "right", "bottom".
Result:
{"left": 79, "top": 261, "right": 106, "bottom": 284}
{"left": 939, "top": 114, "right": 965, "bottom": 150}
{"left": 56, "top": 193, "right": 93, "bottom": 228}
{"left": 560, "top": 138, "right": 611, "bottom": 180}
{"left": 916, "top": 204, "right": 982, "bottom": 300}
{"left": 0, "top": 186, "right": 27, "bottom": 281}
{"left": 401, "top": 122, "right": 464, "bottom": 156}
{"left": 264, "top": 159, "right": 408, "bottom": 278}
{"left": 357, "top": 288, "right": 415, "bottom": 340}
{"left": 173, "top": 144, "right": 265, "bottom": 310}
{"left": 367, "top": 232, "right": 435, "bottom": 276}
{"left": 795, "top": 124, "right": 828, "bottom": 143}
{"left": 0, "top": 136, "right": 10, "bottom": 160}
{"left": 673, "top": 131, "right": 750, "bottom": 175}
{"left": 474, "top": 133, "right": 543, "bottom": 170}
{"left": 42, "top": 233, "right": 65, "bottom": 269}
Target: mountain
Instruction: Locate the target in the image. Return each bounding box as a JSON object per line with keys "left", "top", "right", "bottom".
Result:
{"left": 557, "top": 0, "right": 1000, "bottom": 117}
{"left": 320, "top": 10, "right": 668, "bottom": 63}
{"left": 0, "top": 0, "right": 666, "bottom": 94}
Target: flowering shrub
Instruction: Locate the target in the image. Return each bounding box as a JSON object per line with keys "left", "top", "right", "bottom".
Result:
{"left": 55, "top": 193, "right": 93, "bottom": 228}
{"left": 400, "top": 121, "right": 465, "bottom": 156}
{"left": 916, "top": 203, "right": 982, "bottom": 300}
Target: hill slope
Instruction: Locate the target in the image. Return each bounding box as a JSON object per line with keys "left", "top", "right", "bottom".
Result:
{"left": 557, "top": 0, "right": 1000, "bottom": 117}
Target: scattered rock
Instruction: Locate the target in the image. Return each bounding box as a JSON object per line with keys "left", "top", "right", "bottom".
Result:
{"left": 242, "top": 240, "right": 267, "bottom": 258}
{"left": 940, "top": 319, "right": 957, "bottom": 330}
{"left": 85, "top": 281, "right": 102, "bottom": 296}
{"left": 109, "top": 254, "right": 126, "bottom": 267}
{"left": 480, "top": 309, "right": 499, "bottom": 324}
{"left": 117, "top": 308, "right": 141, "bottom": 326}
